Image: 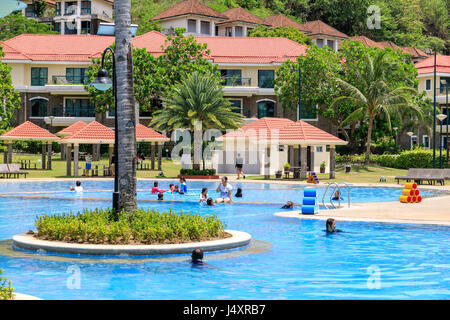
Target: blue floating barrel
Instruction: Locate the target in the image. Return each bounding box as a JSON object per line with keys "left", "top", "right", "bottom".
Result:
{"left": 302, "top": 197, "right": 316, "bottom": 205}
{"left": 301, "top": 205, "right": 316, "bottom": 214}
{"left": 304, "top": 188, "right": 317, "bottom": 197}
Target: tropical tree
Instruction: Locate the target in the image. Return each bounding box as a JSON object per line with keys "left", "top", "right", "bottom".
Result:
{"left": 247, "top": 26, "right": 312, "bottom": 45}
{"left": 0, "top": 12, "right": 57, "bottom": 41}
{"left": 332, "top": 50, "right": 422, "bottom": 163}
{"left": 115, "top": 0, "right": 137, "bottom": 213}
{"left": 0, "top": 45, "right": 21, "bottom": 131}
{"left": 151, "top": 71, "right": 244, "bottom": 170}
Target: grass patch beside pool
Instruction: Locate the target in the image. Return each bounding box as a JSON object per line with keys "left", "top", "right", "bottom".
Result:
{"left": 35, "top": 208, "right": 227, "bottom": 245}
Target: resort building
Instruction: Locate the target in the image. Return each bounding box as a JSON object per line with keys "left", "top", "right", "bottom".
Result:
{"left": 299, "top": 20, "right": 348, "bottom": 51}
{"left": 18, "top": 0, "right": 114, "bottom": 35}
{"left": 263, "top": 14, "right": 311, "bottom": 35}
{"left": 216, "top": 7, "right": 270, "bottom": 37}
{"left": 0, "top": 31, "right": 310, "bottom": 131}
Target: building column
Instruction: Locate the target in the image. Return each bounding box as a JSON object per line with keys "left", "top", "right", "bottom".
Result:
{"left": 293, "top": 146, "right": 299, "bottom": 168}
{"left": 7, "top": 142, "right": 12, "bottom": 164}
{"left": 288, "top": 146, "right": 294, "bottom": 167}
{"left": 151, "top": 142, "right": 156, "bottom": 170}
{"left": 47, "top": 142, "right": 52, "bottom": 170}
{"left": 157, "top": 142, "right": 163, "bottom": 171}
{"left": 211, "top": 20, "right": 215, "bottom": 36}
{"left": 3, "top": 149, "right": 7, "bottom": 164}
{"left": 330, "top": 145, "right": 336, "bottom": 179}
{"left": 73, "top": 143, "right": 79, "bottom": 177}
{"left": 41, "top": 143, "right": 46, "bottom": 170}
{"left": 93, "top": 144, "right": 100, "bottom": 161}
{"left": 300, "top": 146, "right": 307, "bottom": 179}
{"left": 66, "top": 144, "right": 72, "bottom": 176}
{"left": 244, "top": 26, "right": 248, "bottom": 37}
{"left": 196, "top": 19, "right": 201, "bottom": 35}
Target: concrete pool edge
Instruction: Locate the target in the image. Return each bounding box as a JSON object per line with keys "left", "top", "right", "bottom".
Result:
{"left": 12, "top": 229, "right": 252, "bottom": 255}
{"left": 13, "top": 293, "right": 42, "bottom": 300}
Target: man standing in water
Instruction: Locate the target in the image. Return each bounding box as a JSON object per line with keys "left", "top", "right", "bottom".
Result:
{"left": 216, "top": 176, "right": 233, "bottom": 203}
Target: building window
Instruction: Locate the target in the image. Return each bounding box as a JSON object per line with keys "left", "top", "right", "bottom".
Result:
{"left": 425, "top": 79, "right": 431, "bottom": 91}
{"left": 25, "top": 4, "right": 35, "bottom": 17}
{"left": 65, "top": 99, "right": 95, "bottom": 117}
{"left": 440, "top": 77, "right": 450, "bottom": 94}
{"left": 257, "top": 100, "right": 275, "bottom": 118}
{"left": 220, "top": 69, "right": 242, "bottom": 86}
{"left": 30, "top": 99, "right": 48, "bottom": 117}
{"left": 316, "top": 39, "right": 324, "bottom": 48}
{"left": 327, "top": 40, "right": 334, "bottom": 49}
{"left": 300, "top": 105, "right": 318, "bottom": 120}
{"left": 65, "top": 1, "right": 77, "bottom": 15}
{"left": 215, "top": 26, "right": 219, "bottom": 36}
{"left": 81, "top": 21, "right": 91, "bottom": 34}
{"left": 423, "top": 135, "right": 430, "bottom": 149}
{"left": 316, "top": 146, "right": 323, "bottom": 152}
{"left": 410, "top": 135, "right": 418, "bottom": 149}
{"left": 235, "top": 26, "right": 243, "bottom": 37}
{"left": 258, "top": 70, "right": 275, "bottom": 88}
{"left": 56, "top": 2, "right": 61, "bottom": 16}
{"left": 187, "top": 19, "right": 196, "bottom": 33}
{"left": 65, "top": 21, "right": 78, "bottom": 34}
{"left": 66, "top": 68, "right": 88, "bottom": 84}
{"left": 81, "top": 1, "right": 91, "bottom": 15}
{"left": 200, "top": 21, "right": 210, "bottom": 35}
{"left": 225, "top": 27, "right": 232, "bottom": 37}
{"left": 228, "top": 99, "right": 242, "bottom": 115}
{"left": 31, "top": 68, "right": 48, "bottom": 86}
{"left": 54, "top": 22, "right": 61, "bottom": 33}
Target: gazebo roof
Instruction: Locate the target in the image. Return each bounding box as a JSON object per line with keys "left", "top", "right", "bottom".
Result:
{"left": 136, "top": 124, "right": 170, "bottom": 142}
{"left": 61, "top": 121, "right": 115, "bottom": 144}
{"left": 56, "top": 121, "right": 88, "bottom": 137}
{"left": 0, "top": 121, "right": 59, "bottom": 142}
{"left": 217, "top": 117, "right": 347, "bottom": 145}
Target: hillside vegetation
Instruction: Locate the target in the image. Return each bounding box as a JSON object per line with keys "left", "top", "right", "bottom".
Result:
{"left": 131, "top": 0, "right": 449, "bottom": 53}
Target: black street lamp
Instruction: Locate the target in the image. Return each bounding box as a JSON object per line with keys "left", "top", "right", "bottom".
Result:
{"left": 437, "top": 113, "right": 447, "bottom": 169}
{"left": 441, "top": 79, "right": 449, "bottom": 168}
{"left": 90, "top": 47, "right": 119, "bottom": 212}
{"left": 433, "top": 51, "right": 437, "bottom": 168}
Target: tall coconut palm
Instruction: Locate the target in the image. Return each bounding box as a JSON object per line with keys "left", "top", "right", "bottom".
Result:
{"left": 151, "top": 71, "right": 244, "bottom": 170}
{"left": 115, "top": 0, "right": 137, "bottom": 212}
{"left": 332, "top": 51, "right": 422, "bottom": 164}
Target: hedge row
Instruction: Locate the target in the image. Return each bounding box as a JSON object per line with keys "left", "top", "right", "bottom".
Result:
{"left": 336, "top": 148, "right": 448, "bottom": 169}
{"left": 180, "top": 168, "right": 217, "bottom": 176}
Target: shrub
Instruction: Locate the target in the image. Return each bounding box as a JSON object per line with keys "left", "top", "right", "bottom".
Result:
{"left": 0, "top": 269, "right": 14, "bottom": 300}
{"left": 179, "top": 168, "right": 217, "bottom": 176}
{"left": 35, "top": 208, "right": 226, "bottom": 244}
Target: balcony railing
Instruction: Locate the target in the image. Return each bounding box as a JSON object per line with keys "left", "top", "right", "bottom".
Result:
{"left": 51, "top": 106, "right": 95, "bottom": 118}
{"left": 51, "top": 75, "right": 88, "bottom": 85}
{"left": 221, "top": 77, "right": 252, "bottom": 87}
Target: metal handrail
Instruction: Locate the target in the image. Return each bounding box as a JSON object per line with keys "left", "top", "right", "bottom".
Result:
{"left": 322, "top": 182, "right": 351, "bottom": 209}
{"left": 322, "top": 182, "right": 339, "bottom": 209}
{"left": 338, "top": 182, "right": 351, "bottom": 208}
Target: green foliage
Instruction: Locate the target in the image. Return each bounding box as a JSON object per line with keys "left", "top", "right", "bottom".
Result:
{"left": 35, "top": 208, "right": 226, "bottom": 244}
{"left": 0, "top": 269, "right": 14, "bottom": 300}
{"left": 180, "top": 168, "right": 217, "bottom": 176}
{"left": 0, "top": 13, "right": 57, "bottom": 41}
{"left": 247, "top": 25, "right": 312, "bottom": 45}
{"left": 33, "top": 0, "right": 48, "bottom": 18}
{"left": 0, "top": 45, "right": 21, "bottom": 130}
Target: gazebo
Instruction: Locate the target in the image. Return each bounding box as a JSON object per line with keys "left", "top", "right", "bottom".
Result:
{"left": 61, "top": 121, "right": 115, "bottom": 177}
{"left": 56, "top": 121, "right": 88, "bottom": 161}
{"left": 215, "top": 117, "right": 347, "bottom": 179}
{"left": 136, "top": 124, "right": 170, "bottom": 171}
{"left": 0, "top": 121, "right": 60, "bottom": 170}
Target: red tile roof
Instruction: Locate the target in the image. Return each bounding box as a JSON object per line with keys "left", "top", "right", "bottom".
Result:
{"left": 194, "top": 36, "right": 307, "bottom": 63}
{"left": 136, "top": 124, "right": 170, "bottom": 142}
{"left": 132, "top": 31, "right": 167, "bottom": 56}
{"left": 401, "top": 47, "right": 428, "bottom": 59}
{"left": 415, "top": 54, "right": 450, "bottom": 75}
{"left": 218, "top": 118, "right": 346, "bottom": 145}
{"left": 264, "top": 14, "right": 310, "bottom": 33}
{"left": 300, "top": 20, "right": 348, "bottom": 39}
{"left": 378, "top": 41, "right": 401, "bottom": 50}
{"left": 151, "top": 0, "right": 227, "bottom": 21}
{"left": 56, "top": 121, "right": 88, "bottom": 137}
{"left": 349, "top": 36, "right": 385, "bottom": 49}
{"left": 62, "top": 121, "right": 115, "bottom": 144}
{"left": 0, "top": 121, "right": 59, "bottom": 141}
{"left": 218, "top": 7, "right": 269, "bottom": 26}
{"left": 0, "top": 42, "right": 31, "bottom": 60}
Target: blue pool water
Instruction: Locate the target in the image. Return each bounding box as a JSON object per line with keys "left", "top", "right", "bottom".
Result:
{"left": 0, "top": 180, "right": 449, "bottom": 300}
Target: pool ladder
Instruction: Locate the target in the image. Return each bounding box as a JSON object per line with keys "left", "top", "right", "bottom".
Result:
{"left": 322, "top": 182, "right": 351, "bottom": 209}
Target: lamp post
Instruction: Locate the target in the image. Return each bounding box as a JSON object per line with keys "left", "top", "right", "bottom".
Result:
{"left": 437, "top": 114, "right": 447, "bottom": 169}
{"left": 90, "top": 47, "right": 119, "bottom": 212}
{"left": 290, "top": 64, "right": 302, "bottom": 121}
{"left": 48, "top": 116, "right": 55, "bottom": 133}
{"left": 393, "top": 127, "right": 398, "bottom": 154}
{"left": 407, "top": 132, "right": 414, "bottom": 150}
{"left": 433, "top": 51, "right": 437, "bottom": 168}
{"left": 441, "top": 79, "right": 449, "bottom": 168}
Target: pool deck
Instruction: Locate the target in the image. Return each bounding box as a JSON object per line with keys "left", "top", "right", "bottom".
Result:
{"left": 1, "top": 177, "right": 450, "bottom": 226}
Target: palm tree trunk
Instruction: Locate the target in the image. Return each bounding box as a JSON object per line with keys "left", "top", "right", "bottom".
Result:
{"left": 365, "top": 115, "right": 374, "bottom": 164}
{"left": 193, "top": 121, "right": 202, "bottom": 170}
{"left": 115, "top": 0, "right": 137, "bottom": 213}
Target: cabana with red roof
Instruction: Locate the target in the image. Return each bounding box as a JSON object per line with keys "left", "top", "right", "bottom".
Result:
{"left": 56, "top": 121, "right": 88, "bottom": 161}
{"left": 136, "top": 124, "right": 170, "bottom": 171}
{"left": 61, "top": 121, "right": 115, "bottom": 177}
{"left": 216, "top": 117, "right": 347, "bottom": 179}
{"left": 0, "top": 121, "right": 60, "bottom": 170}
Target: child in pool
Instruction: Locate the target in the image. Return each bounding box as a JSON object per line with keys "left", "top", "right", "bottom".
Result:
{"left": 179, "top": 176, "right": 187, "bottom": 193}
{"left": 235, "top": 187, "right": 243, "bottom": 198}
{"left": 157, "top": 193, "right": 164, "bottom": 201}
{"left": 332, "top": 190, "right": 343, "bottom": 201}
{"left": 206, "top": 198, "right": 215, "bottom": 206}
{"left": 70, "top": 181, "right": 83, "bottom": 192}
{"left": 169, "top": 184, "right": 175, "bottom": 194}
{"left": 151, "top": 181, "right": 166, "bottom": 194}
{"left": 281, "top": 201, "right": 294, "bottom": 209}
{"left": 200, "top": 188, "right": 208, "bottom": 203}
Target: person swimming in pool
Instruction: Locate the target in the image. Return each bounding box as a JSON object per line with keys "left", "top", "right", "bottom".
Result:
{"left": 235, "top": 187, "right": 242, "bottom": 198}
{"left": 281, "top": 201, "right": 294, "bottom": 209}
{"left": 216, "top": 176, "right": 233, "bottom": 203}
{"left": 179, "top": 176, "right": 187, "bottom": 194}
{"left": 326, "top": 218, "right": 343, "bottom": 233}
{"left": 169, "top": 184, "right": 175, "bottom": 194}
{"left": 157, "top": 193, "right": 164, "bottom": 201}
{"left": 332, "top": 190, "right": 343, "bottom": 201}
{"left": 200, "top": 187, "right": 208, "bottom": 203}
{"left": 151, "top": 181, "right": 166, "bottom": 194}
{"left": 206, "top": 198, "right": 215, "bottom": 206}
{"left": 191, "top": 248, "right": 204, "bottom": 265}
{"left": 70, "top": 181, "right": 83, "bottom": 192}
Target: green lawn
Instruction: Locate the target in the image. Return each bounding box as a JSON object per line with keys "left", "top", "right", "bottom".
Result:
{"left": 2, "top": 152, "right": 407, "bottom": 184}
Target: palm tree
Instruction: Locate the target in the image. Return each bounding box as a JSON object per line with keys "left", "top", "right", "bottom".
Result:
{"left": 332, "top": 51, "right": 422, "bottom": 164}
{"left": 151, "top": 71, "right": 244, "bottom": 170}
{"left": 115, "top": 0, "right": 137, "bottom": 212}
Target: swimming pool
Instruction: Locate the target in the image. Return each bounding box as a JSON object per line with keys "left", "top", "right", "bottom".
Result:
{"left": 0, "top": 180, "right": 449, "bottom": 300}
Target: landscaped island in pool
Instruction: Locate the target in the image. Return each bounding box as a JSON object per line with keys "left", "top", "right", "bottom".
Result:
{"left": 0, "top": 180, "right": 449, "bottom": 299}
